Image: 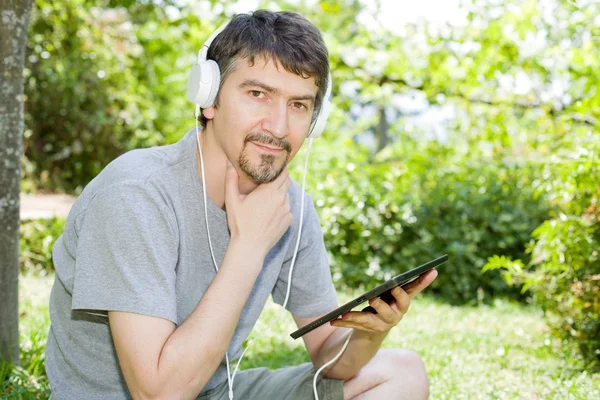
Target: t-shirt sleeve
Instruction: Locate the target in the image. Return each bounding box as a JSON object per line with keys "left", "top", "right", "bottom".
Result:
{"left": 271, "top": 192, "right": 338, "bottom": 318}
{"left": 71, "top": 181, "right": 179, "bottom": 324}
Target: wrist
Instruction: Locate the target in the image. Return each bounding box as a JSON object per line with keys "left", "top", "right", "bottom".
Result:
{"left": 353, "top": 328, "right": 388, "bottom": 343}
{"left": 228, "top": 236, "right": 268, "bottom": 262}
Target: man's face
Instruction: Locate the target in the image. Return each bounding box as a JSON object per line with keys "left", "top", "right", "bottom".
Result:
{"left": 203, "top": 57, "right": 318, "bottom": 183}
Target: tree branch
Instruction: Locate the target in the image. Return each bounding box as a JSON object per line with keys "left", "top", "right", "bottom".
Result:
{"left": 336, "top": 60, "right": 599, "bottom": 127}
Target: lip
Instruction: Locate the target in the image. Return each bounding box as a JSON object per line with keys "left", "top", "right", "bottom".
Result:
{"left": 251, "top": 142, "right": 284, "bottom": 153}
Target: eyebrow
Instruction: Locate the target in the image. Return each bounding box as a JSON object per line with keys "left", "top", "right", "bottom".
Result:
{"left": 238, "top": 79, "right": 316, "bottom": 103}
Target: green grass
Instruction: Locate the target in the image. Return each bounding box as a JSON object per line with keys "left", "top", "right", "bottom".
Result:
{"left": 3, "top": 274, "right": 600, "bottom": 399}
{"left": 2, "top": 273, "right": 53, "bottom": 399}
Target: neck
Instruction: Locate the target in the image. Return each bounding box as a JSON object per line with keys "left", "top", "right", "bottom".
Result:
{"left": 196, "top": 124, "right": 260, "bottom": 210}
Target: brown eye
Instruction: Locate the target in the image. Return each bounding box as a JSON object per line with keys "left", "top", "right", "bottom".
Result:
{"left": 292, "top": 102, "right": 307, "bottom": 110}
{"left": 250, "top": 90, "right": 265, "bottom": 99}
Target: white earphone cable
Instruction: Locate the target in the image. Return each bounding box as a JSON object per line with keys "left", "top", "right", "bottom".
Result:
{"left": 194, "top": 108, "right": 317, "bottom": 400}
{"left": 313, "top": 330, "right": 353, "bottom": 400}
{"left": 230, "top": 137, "right": 313, "bottom": 387}
{"left": 194, "top": 106, "right": 234, "bottom": 399}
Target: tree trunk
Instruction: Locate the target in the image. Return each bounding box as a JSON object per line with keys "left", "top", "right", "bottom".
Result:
{"left": 0, "top": 0, "right": 34, "bottom": 365}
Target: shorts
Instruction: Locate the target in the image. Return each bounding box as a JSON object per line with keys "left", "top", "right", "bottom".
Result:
{"left": 197, "top": 362, "right": 344, "bottom": 400}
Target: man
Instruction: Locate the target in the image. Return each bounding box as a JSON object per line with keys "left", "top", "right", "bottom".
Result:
{"left": 46, "top": 10, "right": 437, "bottom": 400}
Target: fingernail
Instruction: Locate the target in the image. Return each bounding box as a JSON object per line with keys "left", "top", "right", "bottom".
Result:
{"left": 373, "top": 298, "right": 380, "bottom": 306}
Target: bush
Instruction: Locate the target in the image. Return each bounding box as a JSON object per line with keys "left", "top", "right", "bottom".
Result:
{"left": 484, "top": 132, "right": 600, "bottom": 371}
{"left": 20, "top": 218, "right": 65, "bottom": 275}
{"left": 23, "top": 0, "right": 209, "bottom": 193}
{"left": 23, "top": 1, "right": 158, "bottom": 193}
{"left": 303, "top": 134, "right": 549, "bottom": 304}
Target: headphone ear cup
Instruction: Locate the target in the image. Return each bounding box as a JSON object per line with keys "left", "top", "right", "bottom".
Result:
{"left": 202, "top": 59, "right": 221, "bottom": 108}
{"left": 187, "top": 59, "right": 221, "bottom": 108}
{"left": 186, "top": 63, "right": 203, "bottom": 104}
{"left": 308, "top": 98, "right": 331, "bottom": 138}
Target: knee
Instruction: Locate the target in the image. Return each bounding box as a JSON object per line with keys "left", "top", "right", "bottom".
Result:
{"left": 386, "top": 349, "right": 429, "bottom": 399}
{"left": 389, "top": 348, "right": 427, "bottom": 372}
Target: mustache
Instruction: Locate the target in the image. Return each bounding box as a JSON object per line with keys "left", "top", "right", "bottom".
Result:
{"left": 244, "top": 132, "right": 292, "bottom": 152}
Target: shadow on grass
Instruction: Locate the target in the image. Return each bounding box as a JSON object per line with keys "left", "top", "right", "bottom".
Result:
{"left": 239, "top": 344, "right": 311, "bottom": 370}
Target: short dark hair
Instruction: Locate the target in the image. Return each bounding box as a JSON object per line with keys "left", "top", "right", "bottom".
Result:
{"left": 197, "top": 10, "right": 330, "bottom": 127}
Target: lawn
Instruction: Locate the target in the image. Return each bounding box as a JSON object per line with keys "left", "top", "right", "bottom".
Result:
{"left": 3, "top": 273, "right": 599, "bottom": 399}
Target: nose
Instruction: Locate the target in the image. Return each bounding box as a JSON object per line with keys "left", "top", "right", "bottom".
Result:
{"left": 262, "top": 102, "right": 289, "bottom": 139}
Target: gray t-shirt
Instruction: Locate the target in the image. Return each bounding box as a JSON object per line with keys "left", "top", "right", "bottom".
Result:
{"left": 45, "top": 128, "right": 338, "bottom": 399}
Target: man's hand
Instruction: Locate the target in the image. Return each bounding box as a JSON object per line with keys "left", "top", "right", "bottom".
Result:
{"left": 330, "top": 269, "right": 438, "bottom": 333}
{"left": 224, "top": 161, "right": 292, "bottom": 257}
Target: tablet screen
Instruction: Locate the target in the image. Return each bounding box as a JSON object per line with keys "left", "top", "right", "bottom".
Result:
{"left": 290, "top": 255, "right": 448, "bottom": 339}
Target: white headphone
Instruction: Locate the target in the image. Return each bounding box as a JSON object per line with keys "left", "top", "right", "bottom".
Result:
{"left": 186, "top": 21, "right": 332, "bottom": 138}
{"left": 189, "top": 18, "right": 347, "bottom": 400}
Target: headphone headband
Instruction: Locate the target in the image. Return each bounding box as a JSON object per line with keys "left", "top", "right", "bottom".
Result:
{"left": 198, "top": 22, "right": 229, "bottom": 62}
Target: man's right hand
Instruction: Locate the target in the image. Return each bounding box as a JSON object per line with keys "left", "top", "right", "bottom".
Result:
{"left": 224, "top": 161, "right": 292, "bottom": 256}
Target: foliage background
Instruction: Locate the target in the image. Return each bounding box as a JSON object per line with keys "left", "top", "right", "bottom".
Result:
{"left": 18, "top": 0, "right": 600, "bottom": 372}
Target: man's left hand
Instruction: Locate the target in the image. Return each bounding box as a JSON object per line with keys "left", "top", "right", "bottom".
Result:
{"left": 329, "top": 269, "right": 438, "bottom": 333}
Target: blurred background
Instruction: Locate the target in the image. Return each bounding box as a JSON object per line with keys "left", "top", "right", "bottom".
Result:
{"left": 7, "top": 0, "right": 600, "bottom": 398}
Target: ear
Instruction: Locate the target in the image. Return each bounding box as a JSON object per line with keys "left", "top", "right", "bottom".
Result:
{"left": 202, "top": 106, "right": 216, "bottom": 120}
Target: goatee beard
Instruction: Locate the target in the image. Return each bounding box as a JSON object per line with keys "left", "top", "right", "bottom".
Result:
{"left": 239, "top": 133, "right": 291, "bottom": 183}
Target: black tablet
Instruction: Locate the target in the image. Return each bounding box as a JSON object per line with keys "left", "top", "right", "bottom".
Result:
{"left": 290, "top": 254, "right": 448, "bottom": 339}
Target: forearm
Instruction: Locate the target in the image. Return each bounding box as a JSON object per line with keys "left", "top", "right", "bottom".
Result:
{"left": 153, "top": 240, "right": 265, "bottom": 398}
{"left": 318, "top": 328, "right": 387, "bottom": 381}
